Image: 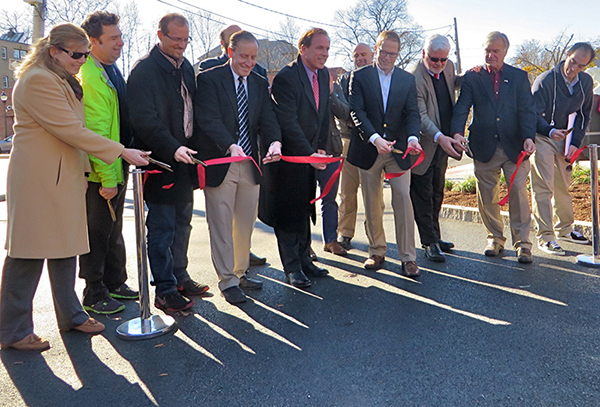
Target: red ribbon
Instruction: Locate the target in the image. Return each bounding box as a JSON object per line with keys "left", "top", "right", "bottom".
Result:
{"left": 197, "top": 156, "right": 262, "bottom": 189}
{"left": 498, "top": 151, "right": 529, "bottom": 207}
{"left": 384, "top": 148, "right": 425, "bottom": 180}
{"left": 569, "top": 145, "right": 588, "bottom": 164}
{"left": 143, "top": 170, "right": 163, "bottom": 185}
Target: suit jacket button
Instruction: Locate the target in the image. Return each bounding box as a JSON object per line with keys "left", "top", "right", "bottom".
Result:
{"left": 383, "top": 123, "right": 387, "bottom": 128}
{"left": 495, "top": 135, "right": 498, "bottom": 138}
{"left": 496, "top": 118, "right": 500, "bottom": 122}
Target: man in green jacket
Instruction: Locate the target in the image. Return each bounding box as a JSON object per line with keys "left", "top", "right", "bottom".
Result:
{"left": 79, "top": 11, "right": 138, "bottom": 314}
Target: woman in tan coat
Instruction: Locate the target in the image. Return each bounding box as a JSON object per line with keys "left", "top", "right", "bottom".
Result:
{"left": 0, "top": 24, "right": 149, "bottom": 351}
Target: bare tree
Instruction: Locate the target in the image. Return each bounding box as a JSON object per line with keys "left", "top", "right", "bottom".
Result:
{"left": 0, "top": 9, "right": 32, "bottom": 41}
{"left": 185, "top": 10, "right": 222, "bottom": 64}
{"left": 333, "top": 0, "right": 423, "bottom": 68}
{"left": 512, "top": 31, "right": 575, "bottom": 82}
{"left": 45, "top": 0, "right": 113, "bottom": 26}
{"left": 270, "top": 17, "right": 301, "bottom": 65}
{"left": 110, "top": 0, "right": 145, "bottom": 77}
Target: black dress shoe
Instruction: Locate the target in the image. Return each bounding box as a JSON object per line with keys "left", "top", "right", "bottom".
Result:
{"left": 221, "top": 286, "right": 247, "bottom": 304}
{"left": 249, "top": 252, "right": 267, "bottom": 266}
{"left": 303, "top": 265, "right": 329, "bottom": 277}
{"left": 438, "top": 240, "right": 455, "bottom": 253}
{"left": 285, "top": 271, "right": 312, "bottom": 288}
{"left": 424, "top": 242, "right": 446, "bottom": 262}
{"left": 239, "top": 275, "right": 263, "bottom": 290}
{"left": 337, "top": 236, "right": 352, "bottom": 250}
{"left": 309, "top": 247, "right": 317, "bottom": 261}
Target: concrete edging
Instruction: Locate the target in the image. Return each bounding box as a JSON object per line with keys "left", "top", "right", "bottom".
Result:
{"left": 440, "top": 204, "right": 593, "bottom": 237}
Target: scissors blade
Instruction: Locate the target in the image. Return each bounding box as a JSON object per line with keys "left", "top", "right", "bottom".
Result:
{"left": 107, "top": 200, "right": 116, "bottom": 222}
{"left": 190, "top": 157, "right": 208, "bottom": 167}
{"left": 391, "top": 148, "right": 404, "bottom": 155}
{"left": 146, "top": 157, "right": 173, "bottom": 172}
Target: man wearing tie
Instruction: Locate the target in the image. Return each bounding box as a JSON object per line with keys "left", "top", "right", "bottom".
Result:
{"left": 347, "top": 30, "right": 422, "bottom": 276}
{"left": 451, "top": 31, "right": 536, "bottom": 263}
{"left": 199, "top": 24, "right": 268, "bottom": 267}
{"left": 409, "top": 34, "right": 463, "bottom": 263}
{"left": 196, "top": 31, "right": 282, "bottom": 304}
{"left": 258, "top": 28, "right": 330, "bottom": 288}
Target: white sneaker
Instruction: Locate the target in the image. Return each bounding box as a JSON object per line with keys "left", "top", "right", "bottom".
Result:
{"left": 557, "top": 231, "right": 590, "bottom": 245}
{"left": 538, "top": 241, "right": 565, "bottom": 256}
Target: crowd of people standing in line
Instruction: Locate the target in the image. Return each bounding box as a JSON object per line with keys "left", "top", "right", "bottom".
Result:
{"left": 0, "top": 10, "right": 596, "bottom": 352}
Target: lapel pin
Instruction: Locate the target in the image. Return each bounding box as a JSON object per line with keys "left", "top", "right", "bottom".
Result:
{"left": 504, "top": 79, "right": 509, "bottom": 83}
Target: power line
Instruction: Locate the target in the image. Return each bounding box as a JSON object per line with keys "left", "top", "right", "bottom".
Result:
{"left": 236, "top": 0, "right": 343, "bottom": 29}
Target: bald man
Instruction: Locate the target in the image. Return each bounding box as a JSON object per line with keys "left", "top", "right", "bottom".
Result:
{"left": 199, "top": 24, "right": 267, "bottom": 77}
{"left": 336, "top": 43, "right": 374, "bottom": 250}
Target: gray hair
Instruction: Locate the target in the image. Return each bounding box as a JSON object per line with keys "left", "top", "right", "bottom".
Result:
{"left": 485, "top": 31, "right": 509, "bottom": 50}
{"left": 425, "top": 34, "right": 450, "bottom": 53}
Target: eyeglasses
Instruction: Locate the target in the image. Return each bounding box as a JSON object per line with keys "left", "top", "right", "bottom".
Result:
{"left": 58, "top": 47, "right": 90, "bottom": 60}
{"left": 378, "top": 49, "right": 399, "bottom": 59}
{"left": 427, "top": 54, "right": 448, "bottom": 63}
{"left": 162, "top": 32, "right": 192, "bottom": 44}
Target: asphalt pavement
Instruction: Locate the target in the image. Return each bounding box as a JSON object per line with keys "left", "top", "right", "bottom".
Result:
{"left": 1, "top": 161, "right": 600, "bottom": 406}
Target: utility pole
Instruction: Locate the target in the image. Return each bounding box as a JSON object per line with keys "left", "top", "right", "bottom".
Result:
{"left": 24, "top": 0, "right": 46, "bottom": 41}
{"left": 453, "top": 17, "right": 462, "bottom": 74}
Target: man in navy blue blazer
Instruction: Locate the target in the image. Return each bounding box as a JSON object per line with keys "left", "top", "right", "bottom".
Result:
{"left": 347, "top": 30, "right": 422, "bottom": 276}
{"left": 451, "top": 31, "right": 536, "bottom": 263}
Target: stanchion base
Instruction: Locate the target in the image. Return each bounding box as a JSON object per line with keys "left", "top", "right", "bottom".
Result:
{"left": 116, "top": 315, "right": 177, "bottom": 341}
{"left": 576, "top": 255, "right": 600, "bottom": 268}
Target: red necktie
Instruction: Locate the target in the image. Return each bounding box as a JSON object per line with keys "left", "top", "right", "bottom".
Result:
{"left": 434, "top": 73, "right": 440, "bottom": 79}
{"left": 312, "top": 72, "right": 319, "bottom": 110}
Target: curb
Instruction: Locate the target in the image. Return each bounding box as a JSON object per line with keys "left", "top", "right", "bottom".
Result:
{"left": 440, "top": 204, "right": 593, "bottom": 238}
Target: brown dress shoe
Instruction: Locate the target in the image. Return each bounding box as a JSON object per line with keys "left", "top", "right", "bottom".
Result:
{"left": 484, "top": 241, "right": 504, "bottom": 257}
{"left": 517, "top": 247, "right": 533, "bottom": 264}
{"left": 364, "top": 254, "right": 385, "bottom": 269}
{"left": 74, "top": 318, "right": 105, "bottom": 334}
{"left": 401, "top": 261, "right": 420, "bottom": 277}
{"left": 324, "top": 241, "right": 348, "bottom": 256}
{"left": 1, "top": 333, "right": 50, "bottom": 351}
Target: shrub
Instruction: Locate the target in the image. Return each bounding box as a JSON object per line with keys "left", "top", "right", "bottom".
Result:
{"left": 451, "top": 176, "right": 477, "bottom": 194}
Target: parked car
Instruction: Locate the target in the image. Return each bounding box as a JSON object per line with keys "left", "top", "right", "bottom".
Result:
{"left": 0, "top": 136, "right": 12, "bottom": 154}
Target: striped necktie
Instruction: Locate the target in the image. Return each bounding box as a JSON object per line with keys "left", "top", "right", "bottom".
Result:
{"left": 237, "top": 76, "right": 251, "bottom": 156}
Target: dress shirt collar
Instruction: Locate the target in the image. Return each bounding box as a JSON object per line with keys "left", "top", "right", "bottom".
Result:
{"left": 302, "top": 60, "right": 318, "bottom": 82}
{"left": 486, "top": 63, "right": 504, "bottom": 74}
{"left": 157, "top": 44, "right": 184, "bottom": 69}
{"left": 230, "top": 63, "right": 248, "bottom": 93}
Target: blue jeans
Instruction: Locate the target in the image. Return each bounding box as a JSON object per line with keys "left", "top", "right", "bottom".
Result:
{"left": 316, "top": 161, "right": 340, "bottom": 244}
{"left": 145, "top": 201, "right": 193, "bottom": 296}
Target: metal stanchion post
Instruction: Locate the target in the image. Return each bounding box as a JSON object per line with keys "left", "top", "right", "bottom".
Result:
{"left": 577, "top": 144, "right": 600, "bottom": 267}
{"left": 117, "top": 169, "right": 177, "bottom": 339}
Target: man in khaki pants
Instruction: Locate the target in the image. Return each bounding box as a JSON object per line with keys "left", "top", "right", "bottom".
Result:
{"left": 451, "top": 32, "right": 537, "bottom": 263}
{"left": 336, "top": 43, "right": 374, "bottom": 251}
{"left": 531, "top": 43, "right": 595, "bottom": 255}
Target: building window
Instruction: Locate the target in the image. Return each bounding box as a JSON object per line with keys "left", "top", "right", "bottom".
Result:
{"left": 2, "top": 76, "right": 8, "bottom": 88}
{"left": 1, "top": 47, "right": 6, "bottom": 59}
{"left": 13, "top": 49, "right": 20, "bottom": 60}
{"left": 20, "top": 50, "right": 27, "bottom": 59}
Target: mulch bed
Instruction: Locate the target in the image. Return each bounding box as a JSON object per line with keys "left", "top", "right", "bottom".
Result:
{"left": 443, "top": 182, "right": 593, "bottom": 223}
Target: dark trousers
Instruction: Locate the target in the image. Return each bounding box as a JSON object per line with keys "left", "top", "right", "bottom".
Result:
{"left": 146, "top": 201, "right": 193, "bottom": 296}
{"left": 274, "top": 217, "right": 313, "bottom": 274}
{"left": 410, "top": 145, "right": 447, "bottom": 245}
{"left": 316, "top": 161, "right": 340, "bottom": 245}
{"left": 79, "top": 179, "right": 128, "bottom": 305}
{"left": 0, "top": 256, "right": 89, "bottom": 345}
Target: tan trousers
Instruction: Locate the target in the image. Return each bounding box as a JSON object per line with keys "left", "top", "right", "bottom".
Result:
{"left": 338, "top": 138, "right": 361, "bottom": 238}
{"left": 360, "top": 152, "right": 416, "bottom": 262}
{"left": 204, "top": 161, "right": 259, "bottom": 291}
{"left": 531, "top": 135, "right": 574, "bottom": 242}
{"left": 474, "top": 145, "right": 532, "bottom": 249}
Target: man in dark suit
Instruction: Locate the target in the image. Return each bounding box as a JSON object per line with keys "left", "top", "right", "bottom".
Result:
{"left": 409, "top": 34, "right": 463, "bottom": 263}
{"left": 347, "top": 30, "right": 422, "bottom": 276}
{"left": 196, "top": 31, "right": 282, "bottom": 304}
{"left": 199, "top": 24, "right": 268, "bottom": 267}
{"left": 199, "top": 24, "right": 267, "bottom": 77}
{"left": 128, "top": 13, "right": 209, "bottom": 313}
{"left": 258, "top": 28, "right": 330, "bottom": 288}
{"left": 451, "top": 31, "right": 536, "bottom": 263}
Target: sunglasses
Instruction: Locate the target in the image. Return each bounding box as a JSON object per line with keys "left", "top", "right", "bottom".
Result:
{"left": 58, "top": 47, "right": 90, "bottom": 60}
{"left": 427, "top": 55, "right": 448, "bottom": 63}
{"left": 162, "top": 32, "right": 192, "bottom": 44}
